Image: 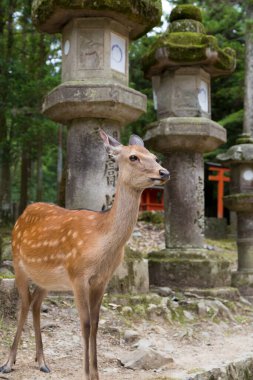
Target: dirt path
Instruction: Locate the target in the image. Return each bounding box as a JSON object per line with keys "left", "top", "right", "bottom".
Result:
{"left": 1, "top": 297, "right": 253, "bottom": 380}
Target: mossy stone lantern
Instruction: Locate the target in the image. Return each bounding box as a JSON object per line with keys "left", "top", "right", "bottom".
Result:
{"left": 144, "top": 5, "right": 236, "bottom": 289}
{"left": 32, "top": 0, "right": 162, "bottom": 210}
{"left": 218, "top": 130, "right": 253, "bottom": 299}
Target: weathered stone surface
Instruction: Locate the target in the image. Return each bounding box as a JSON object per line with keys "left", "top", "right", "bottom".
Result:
{"left": 143, "top": 5, "right": 236, "bottom": 78}
{"left": 42, "top": 83, "right": 146, "bottom": 124}
{"left": 218, "top": 143, "right": 253, "bottom": 163}
{"left": 145, "top": 117, "right": 226, "bottom": 153}
{"left": 223, "top": 194, "right": 253, "bottom": 212}
{"left": 151, "top": 67, "right": 212, "bottom": 119}
{"left": 232, "top": 271, "right": 253, "bottom": 299}
{"left": 191, "top": 357, "right": 253, "bottom": 380}
{"left": 0, "top": 278, "right": 19, "bottom": 319}
{"left": 107, "top": 247, "right": 149, "bottom": 294}
{"left": 150, "top": 286, "right": 174, "bottom": 297}
{"left": 66, "top": 120, "right": 120, "bottom": 211}
{"left": 32, "top": 0, "right": 162, "bottom": 39}
{"left": 119, "top": 347, "right": 173, "bottom": 370}
{"left": 185, "top": 287, "right": 241, "bottom": 301}
{"left": 205, "top": 217, "right": 228, "bottom": 239}
{"left": 163, "top": 151, "right": 204, "bottom": 248}
{"left": 148, "top": 249, "right": 232, "bottom": 289}
{"left": 123, "top": 329, "right": 140, "bottom": 343}
{"left": 62, "top": 17, "right": 130, "bottom": 86}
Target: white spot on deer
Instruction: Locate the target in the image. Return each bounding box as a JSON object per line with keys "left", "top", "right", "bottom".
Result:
{"left": 17, "top": 232, "right": 21, "bottom": 239}
{"left": 67, "top": 230, "right": 73, "bottom": 236}
{"left": 61, "top": 236, "right": 66, "bottom": 242}
{"left": 72, "top": 231, "right": 78, "bottom": 239}
{"left": 88, "top": 215, "right": 95, "bottom": 220}
{"left": 37, "top": 258, "right": 42, "bottom": 263}
{"left": 71, "top": 248, "right": 77, "bottom": 258}
{"left": 31, "top": 258, "right": 36, "bottom": 263}
{"left": 77, "top": 240, "right": 84, "bottom": 246}
{"left": 86, "top": 230, "right": 92, "bottom": 234}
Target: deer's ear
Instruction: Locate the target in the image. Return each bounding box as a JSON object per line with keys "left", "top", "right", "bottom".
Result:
{"left": 129, "top": 134, "right": 144, "bottom": 147}
{"left": 99, "top": 129, "right": 122, "bottom": 157}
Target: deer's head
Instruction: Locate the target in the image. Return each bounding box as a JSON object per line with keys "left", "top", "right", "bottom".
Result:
{"left": 100, "top": 130, "right": 170, "bottom": 190}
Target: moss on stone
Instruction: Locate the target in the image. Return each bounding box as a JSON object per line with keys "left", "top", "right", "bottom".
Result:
{"left": 32, "top": 0, "right": 162, "bottom": 37}
{"left": 124, "top": 246, "right": 143, "bottom": 263}
{"left": 143, "top": 4, "right": 236, "bottom": 77}
{"left": 169, "top": 19, "right": 206, "bottom": 34}
{"left": 236, "top": 134, "right": 253, "bottom": 145}
{"left": 169, "top": 5, "right": 202, "bottom": 23}
{"left": 143, "top": 30, "right": 235, "bottom": 74}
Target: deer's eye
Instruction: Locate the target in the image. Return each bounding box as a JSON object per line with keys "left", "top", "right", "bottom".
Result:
{"left": 129, "top": 155, "right": 138, "bottom": 162}
{"left": 156, "top": 158, "right": 161, "bottom": 164}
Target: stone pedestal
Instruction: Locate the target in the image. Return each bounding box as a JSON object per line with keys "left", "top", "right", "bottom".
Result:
{"left": 145, "top": 117, "right": 227, "bottom": 250}
{"left": 148, "top": 249, "right": 232, "bottom": 289}
{"left": 32, "top": 0, "right": 162, "bottom": 210}
{"left": 108, "top": 247, "right": 149, "bottom": 294}
{"left": 143, "top": 4, "right": 236, "bottom": 289}
{"left": 218, "top": 143, "right": 253, "bottom": 298}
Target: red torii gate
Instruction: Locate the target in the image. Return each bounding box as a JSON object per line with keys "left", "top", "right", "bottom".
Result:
{"left": 208, "top": 165, "right": 230, "bottom": 219}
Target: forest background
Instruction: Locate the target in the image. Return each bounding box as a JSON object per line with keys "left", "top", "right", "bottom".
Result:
{"left": 0, "top": 0, "right": 246, "bottom": 221}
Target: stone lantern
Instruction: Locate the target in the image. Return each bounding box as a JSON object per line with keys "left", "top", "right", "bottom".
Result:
{"left": 32, "top": 0, "right": 162, "bottom": 211}
{"left": 143, "top": 5, "right": 236, "bottom": 288}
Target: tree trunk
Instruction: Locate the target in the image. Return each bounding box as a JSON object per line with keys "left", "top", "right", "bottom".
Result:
{"left": 19, "top": 149, "right": 31, "bottom": 215}
{"left": 36, "top": 141, "right": 43, "bottom": 201}
{"left": 243, "top": 3, "right": 253, "bottom": 135}
{"left": 57, "top": 125, "right": 63, "bottom": 204}
{"left": 0, "top": 0, "right": 15, "bottom": 221}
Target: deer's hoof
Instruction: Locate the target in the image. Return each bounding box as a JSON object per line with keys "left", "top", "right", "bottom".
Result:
{"left": 40, "top": 364, "right": 50, "bottom": 373}
{"left": 0, "top": 364, "right": 12, "bottom": 373}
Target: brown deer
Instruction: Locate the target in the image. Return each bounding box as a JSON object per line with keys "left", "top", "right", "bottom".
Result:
{"left": 0, "top": 130, "right": 170, "bottom": 380}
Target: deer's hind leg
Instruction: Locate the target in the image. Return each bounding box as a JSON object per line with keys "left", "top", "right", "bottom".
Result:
{"left": 30, "top": 286, "right": 49, "bottom": 372}
{"left": 0, "top": 266, "right": 31, "bottom": 373}
{"left": 72, "top": 278, "right": 91, "bottom": 380}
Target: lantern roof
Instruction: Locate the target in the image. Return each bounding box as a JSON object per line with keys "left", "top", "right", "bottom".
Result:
{"left": 32, "top": 0, "right": 162, "bottom": 39}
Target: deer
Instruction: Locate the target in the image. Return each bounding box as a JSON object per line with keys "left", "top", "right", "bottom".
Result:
{"left": 0, "top": 130, "right": 170, "bottom": 380}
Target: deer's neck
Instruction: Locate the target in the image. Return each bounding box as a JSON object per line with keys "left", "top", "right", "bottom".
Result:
{"left": 106, "top": 178, "right": 142, "bottom": 248}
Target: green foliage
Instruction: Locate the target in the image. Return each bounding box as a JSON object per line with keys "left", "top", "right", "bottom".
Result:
{"left": 0, "top": 0, "right": 62, "bottom": 217}
{"left": 138, "top": 211, "right": 164, "bottom": 224}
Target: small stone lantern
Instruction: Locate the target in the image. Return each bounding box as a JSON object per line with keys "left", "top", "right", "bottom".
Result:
{"left": 218, "top": 134, "right": 253, "bottom": 299}
{"left": 32, "top": 0, "right": 162, "bottom": 211}
{"left": 143, "top": 5, "right": 236, "bottom": 288}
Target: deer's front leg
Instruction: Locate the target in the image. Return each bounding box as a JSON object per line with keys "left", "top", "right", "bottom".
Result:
{"left": 89, "top": 285, "right": 106, "bottom": 380}
{"left": 73, "top": 279, "right": 91, "bottom": 380}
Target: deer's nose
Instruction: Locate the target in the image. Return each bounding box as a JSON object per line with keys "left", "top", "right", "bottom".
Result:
{"left": 159, "top": 169, "right": 170, "bottom": 180}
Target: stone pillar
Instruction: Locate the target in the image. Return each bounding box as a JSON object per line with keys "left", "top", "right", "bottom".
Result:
{"left": 217, "top": 2, "right": 253, "bottom": 299}
{"left": 164, "top": 151, "right": 204, "bottom": 248}
{"left": 32, "top": 0, "right": 162, "bottom": 210}
{"left": 143, "top": 5, "right": 236, "bottom": 289}
{"left": 218, "top": 144, "right": 253, "bottom": 298}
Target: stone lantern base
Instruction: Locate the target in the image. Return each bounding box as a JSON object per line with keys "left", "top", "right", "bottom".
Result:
{"left": 148, "top": 249, "right": 232, "bottom": 289}
{"left": 232, "top": 271, "right": 253, "bottom": 301}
